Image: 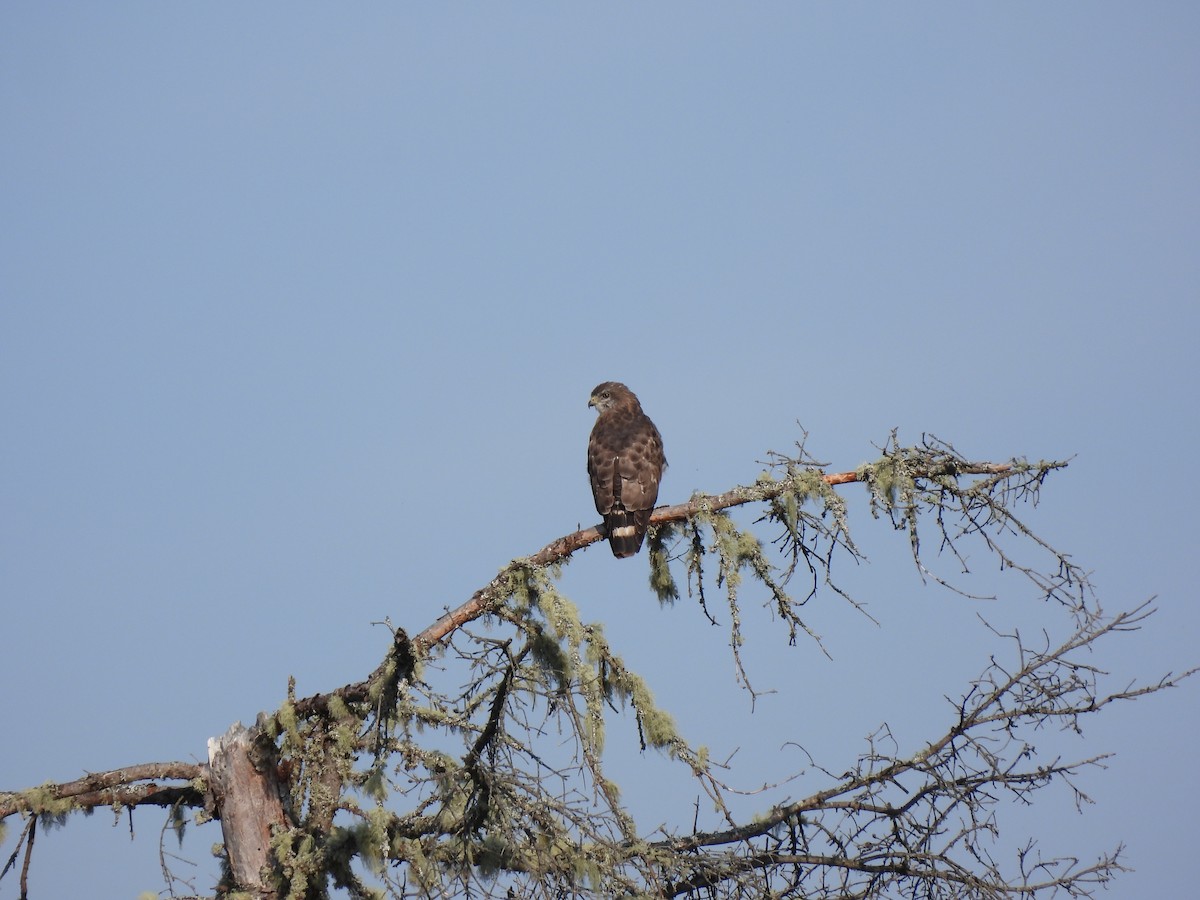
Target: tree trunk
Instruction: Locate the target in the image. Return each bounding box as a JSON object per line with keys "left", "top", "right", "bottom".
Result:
{"left": 207, "top": 721, "right": 288, "bottom": 898}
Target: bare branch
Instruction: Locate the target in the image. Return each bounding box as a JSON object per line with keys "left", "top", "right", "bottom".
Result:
{"left": 0, "top": 762, "right": 204, "bottom": 819}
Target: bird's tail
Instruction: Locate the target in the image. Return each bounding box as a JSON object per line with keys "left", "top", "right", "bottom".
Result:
{"left": 604, "top": 508, "right": 652, "bottom": 558}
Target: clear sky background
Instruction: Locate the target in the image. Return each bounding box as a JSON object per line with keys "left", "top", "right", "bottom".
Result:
{"left": 3, "top": 4, "right": 1198, "bottom": 898}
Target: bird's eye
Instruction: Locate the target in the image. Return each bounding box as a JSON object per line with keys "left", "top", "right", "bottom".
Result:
{"left": 602, "top": 390, "right": 610, "bottom": 399}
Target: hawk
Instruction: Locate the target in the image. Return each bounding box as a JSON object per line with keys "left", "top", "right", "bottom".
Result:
{"left": 587, "top": 381, "right": 666, "bottom": 558}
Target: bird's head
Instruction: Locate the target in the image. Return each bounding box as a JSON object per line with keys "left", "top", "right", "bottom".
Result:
{"left": 588, "top": 381, "right": 628, "bottom": 413}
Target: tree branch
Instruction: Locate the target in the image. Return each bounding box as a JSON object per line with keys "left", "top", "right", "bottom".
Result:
{"left": 17, "top": 441, "right": 1173, "bottom": 900}
{"left": 1, "top": 454, "right": 1018, "bottom": 828}
{"left": 0, "top": 762, "right": 204, "bottom": 819}
{"left": 412, "top": 459, "right": 1015, "bottom": 653}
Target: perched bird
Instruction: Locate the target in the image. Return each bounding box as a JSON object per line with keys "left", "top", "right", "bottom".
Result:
{"left": 587, "top": 381, "right": 666, "bottom": 558}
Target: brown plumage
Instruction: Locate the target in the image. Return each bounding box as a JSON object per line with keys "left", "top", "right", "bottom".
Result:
{"left": 587, "top": 381, "right": 666, "bottom": 558}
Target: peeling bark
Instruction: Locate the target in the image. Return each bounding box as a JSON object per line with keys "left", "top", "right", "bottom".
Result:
{"left": 207, "top": 722, "right": 288, "bottom": 898}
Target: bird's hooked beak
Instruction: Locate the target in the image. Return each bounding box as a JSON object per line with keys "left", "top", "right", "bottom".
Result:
{"left": 587, "top": 396, "right": 596, "bottom": 409}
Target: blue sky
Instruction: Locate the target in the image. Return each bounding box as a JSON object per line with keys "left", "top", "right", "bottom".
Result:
{"left": 2, "top": 4, "right": 1198, "bottom": 897}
